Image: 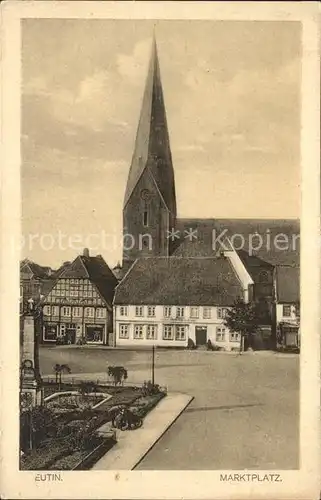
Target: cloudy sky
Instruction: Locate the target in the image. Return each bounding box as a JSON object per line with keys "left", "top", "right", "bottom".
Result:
{"left": 21, "top": 19, "right": 301, "bottom": 268}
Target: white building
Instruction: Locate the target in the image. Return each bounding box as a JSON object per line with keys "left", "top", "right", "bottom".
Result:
{"left": 113, "top": 255, "right": 253, "bottom": 351}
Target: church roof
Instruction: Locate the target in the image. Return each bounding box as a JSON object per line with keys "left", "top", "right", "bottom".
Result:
{"left": 214, "top": 218, "right": 300, "bottom": 267}
{"left": 275, "top": 265, "right": 300, "bottom": 304}
{"left": 114, "top": 256, "right": 243, "bottom": 306}
{"left": 123, "top": 38, "right": 176, "bottom": 215}
{"left": 172, "top": 218, "right": 300, "bottom": 267}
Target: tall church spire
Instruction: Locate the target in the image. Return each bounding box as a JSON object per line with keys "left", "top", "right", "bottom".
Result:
{"left": 123, "top": 37, "right": 176, "bottom": 216}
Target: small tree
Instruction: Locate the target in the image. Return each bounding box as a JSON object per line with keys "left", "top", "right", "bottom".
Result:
{"left": 53, "top": 363, "right": 71, "bottom": 390}
{"left": 107, "top": 366, "right": 128, "bottom": 386}
{"left": 224, "top": 299, "right": 260, "bottom": 352}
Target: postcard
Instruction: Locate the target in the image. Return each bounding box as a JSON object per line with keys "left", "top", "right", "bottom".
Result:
{"left": 1, "top": 1, "right": 320, "bottom": 499}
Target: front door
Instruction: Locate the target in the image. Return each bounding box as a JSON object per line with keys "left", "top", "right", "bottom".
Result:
{"left": 195, "top": 326, "right": 207, "bottom": 346}
{"left": 65, "top": 323, "right": 76, "bottom": 344}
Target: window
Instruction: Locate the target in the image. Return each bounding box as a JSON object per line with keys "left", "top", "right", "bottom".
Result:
{"left": 258, "top": 271, "right": 269, "bottom": 283}
{"left": 43, "top": 305, "right": 51, "bottom": 316}
{"left": 43, "top": 324, "right": 58, "bottom": 341}
{"left": 61, "top": 306, "right": 71, "bottom": 317}
{"left": 175, "top": 325, "right": 186, "bottom": 341}
{"left": 51, "top": 306, "right": 59, "bottom": 316}
{"left": 134, "top": 324, "right": 144, "bottom": 339}
{"left": 217, "top": 308, "right": 227, "bottom": 319}
{"left": 176, "top": 307, "right": 184, "bottom": 318}
{"left": 135, "top": 306, "right": 144, "bottom": 317}
{"left": 216, "top": 327, "right": 226, "bottom": 342}
{"left": 96, "top": 308, "right": 106, "bottom": 319}
{"left": 86, "top": 325, "right": 103, "bottom": 343}
{"left": 163, "top": 325, "right": 174, "bottom": 340}
{"left": 73, "top": 307, "right": 82, "bottom": 318}
{"left": 146, "top": 324, "right": 157, "bottom": 340}
{"left": 164, "top": 306, "right": 172, "bottom": 318}
{"left": 230, "top": 332, "right": 241, "bottom": 342}
{"left": 119, "top": 306, "right": 128, "bottom": 316}
{"left": 283, "top": 305, "right": 291, "bottom": 317}
{"left": 147, "top": 306, "right": 156, "bottom": 317}
{"left": 70, "top": 290, "right": 79, "bottom": 297}
{"left": 203, "top": 307, "right": 212, "bottom": 319}
{"left": 119, "top": 324, "right": 129, "bottom": 339}
{"left": 143, "top": 210, "right": 149, "bottom": 227}
{"left": 190, "top": 307, "right": 199, "bottom": 319}
{"left": 85, "top": 307, "right": 95, "bottom": 318}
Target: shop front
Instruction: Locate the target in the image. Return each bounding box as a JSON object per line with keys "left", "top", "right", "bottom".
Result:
{"left": 85, "top": 324, "right": 104, "bottom": 344}
{"left": 43, "top": 323, "right": 58, "bottom": 342}
{"left": 279, "top": 321, "right": 300, "bottom": 349}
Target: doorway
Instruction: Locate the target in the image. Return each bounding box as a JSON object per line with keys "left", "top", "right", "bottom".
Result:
{"left": 195, "top": 326, "right": 207, "bottom": 346}
{"left": 65, "top": 323, "right": 76, "bottom": 344}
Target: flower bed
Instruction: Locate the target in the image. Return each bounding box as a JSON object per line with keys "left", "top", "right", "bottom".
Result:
{"left": 21, "top": 382, "right": 166, "bottom": 470}
{"left": 20, "top": 438, "right": 80, "bottom": 470}
{"left": 129, "top": 392, "right": 165, "bottom": 418}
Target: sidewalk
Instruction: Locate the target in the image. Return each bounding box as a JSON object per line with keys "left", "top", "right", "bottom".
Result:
{"left": 91, "top": 392, "right": 193, "bottom": 470}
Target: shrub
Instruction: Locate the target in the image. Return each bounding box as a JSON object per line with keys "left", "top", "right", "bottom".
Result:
{"left": 79, "top": 381, "right": 98, "bottom": 395}
{"left": 187, "top": 338, "right": 196, "bottom": 350}
{"left": 141, "top": 381, "right": 162, "bottom": 396}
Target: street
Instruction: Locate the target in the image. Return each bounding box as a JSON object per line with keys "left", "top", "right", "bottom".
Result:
{"left": 40, "top": 346, "right": 299, "bottom": 470}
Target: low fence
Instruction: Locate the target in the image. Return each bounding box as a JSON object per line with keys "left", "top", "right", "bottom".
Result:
{"left": 43, "top": 376, "right": 146, "bottom": 388}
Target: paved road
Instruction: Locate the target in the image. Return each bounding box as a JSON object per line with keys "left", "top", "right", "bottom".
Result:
{"left": 40, "top": 346, "right": 299, "bottom": 470}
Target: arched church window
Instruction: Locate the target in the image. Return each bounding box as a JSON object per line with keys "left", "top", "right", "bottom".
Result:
{"left": 143, "top": 206, "right": 149, "bottom": 227}
{"left": 141, "top": 190, "right": 150, "bottom": 227}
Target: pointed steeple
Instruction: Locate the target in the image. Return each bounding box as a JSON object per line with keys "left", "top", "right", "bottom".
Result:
{"left": 124, "top": 37, "right": 176, "bottom": 217}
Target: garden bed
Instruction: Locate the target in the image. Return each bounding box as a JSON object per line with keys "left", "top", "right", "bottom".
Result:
{"left": 21, "top": 382, "right": 166, "bottom": 470}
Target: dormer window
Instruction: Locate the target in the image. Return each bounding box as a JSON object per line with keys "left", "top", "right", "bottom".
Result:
{"left": 258, "top": 271, "right": 269, "bottom": 283}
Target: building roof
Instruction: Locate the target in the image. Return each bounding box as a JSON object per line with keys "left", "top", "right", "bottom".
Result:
{"left": 171, "top": 218, "right": 300, "bottom": 267}
{"left": 214, "top": 219, "right": 300, "bottom": 267}
{"left": 275, "top": 265, "right": 300, "bottom": 304}
{"left": 42, "top": 253, "right": 118, "bottom": 306}
{"left": 123, "top": 38, "right": 176, "bottom": 215}
{"left": 114, "top": 256, "right": 243, "bottom": 306}
{"left": 237, "top": 249, "right": 274, "bottom": 271}
{"left": 20, "top": 260, "right": 53, "bottom": 279}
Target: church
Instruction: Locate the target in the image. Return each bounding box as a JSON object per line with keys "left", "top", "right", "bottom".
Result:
{"left": 113, "top": 38, "right": 300, "bottom": 350}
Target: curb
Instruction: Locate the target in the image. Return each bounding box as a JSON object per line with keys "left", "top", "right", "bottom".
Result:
{"left": 132, "top": 394, "right": 194, "bottom": 470}
{"left": 91, "top": 393, "right": 194, "bottom": 470}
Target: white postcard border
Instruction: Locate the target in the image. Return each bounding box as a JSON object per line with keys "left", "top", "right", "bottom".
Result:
{"left": 0, "top": 2, "right": 320, "bottom": 499}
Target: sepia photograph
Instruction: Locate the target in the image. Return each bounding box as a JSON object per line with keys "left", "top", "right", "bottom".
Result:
{"left": 1, "top": 2, "right": 320, "bottom": 499}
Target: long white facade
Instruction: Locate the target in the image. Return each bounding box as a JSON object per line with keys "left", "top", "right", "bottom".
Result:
{"left": 114, "top": 304, "right": 241, "bottom": 351}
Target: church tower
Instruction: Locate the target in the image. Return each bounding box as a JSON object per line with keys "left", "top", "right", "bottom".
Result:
{"left": 123, "top": 37, "right": 177, "bottom": 267}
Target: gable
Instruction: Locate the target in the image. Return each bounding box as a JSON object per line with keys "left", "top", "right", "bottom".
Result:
{"left": 60, "top": 256, "right": 88, "bottom": 279}
{"left": 45, "top": 278, "right": 106, "bottom": 306}
{"left": 20, "top": 264, "right": 34, "bottom": 280}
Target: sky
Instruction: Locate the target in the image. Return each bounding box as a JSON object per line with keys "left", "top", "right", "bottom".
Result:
{"left": 21, "top": 19, "right": 301, "bottom": 268}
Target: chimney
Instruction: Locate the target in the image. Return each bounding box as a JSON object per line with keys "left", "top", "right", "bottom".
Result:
{"left": 83, "top": 248, "right": 90, "bottom": 258}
